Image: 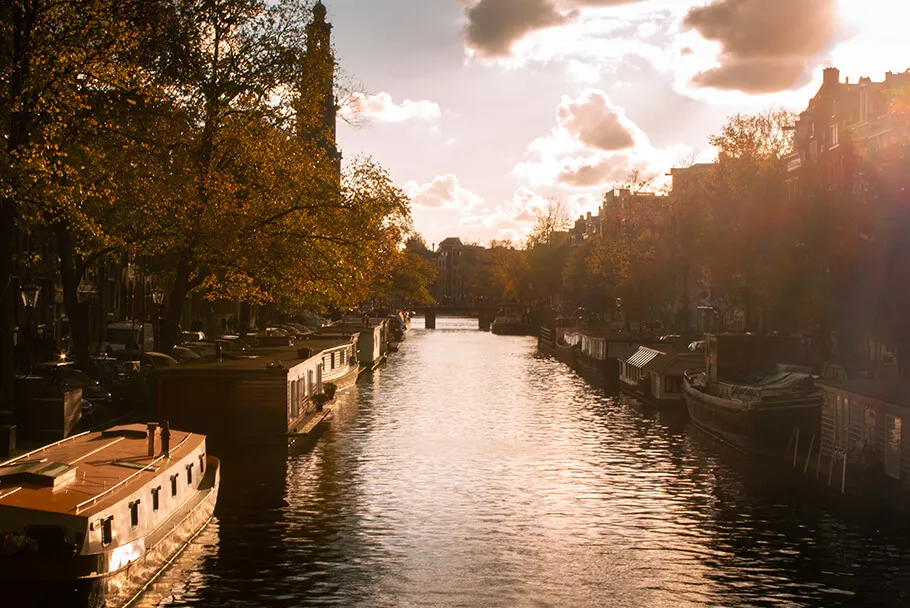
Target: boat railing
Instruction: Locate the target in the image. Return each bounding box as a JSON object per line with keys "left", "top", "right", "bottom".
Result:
{"left": 73, "top": 434, "right": 193, "bottom": 514}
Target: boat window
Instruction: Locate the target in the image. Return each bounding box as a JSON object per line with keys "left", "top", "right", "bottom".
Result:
{"left": 152, "top": 486, "right": 161, "bottom": 511}
{"left": 170, "top": 473, "right": 179, "bottom": 497}
{"left": 199, "top": 454, "right": 205, "bottom": 474}
{"left": 129, "top": 500, "right": 140, "bottom": 527}
{"left": 101, "top": 516, "right": 113, "bottom": 546}
{"left": 186, "top": 463, "right": 194, "bottom": 485}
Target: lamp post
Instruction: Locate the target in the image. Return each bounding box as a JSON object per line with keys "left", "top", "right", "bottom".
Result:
{"left": 20, "top": 284, "right": 41, "bottom": 374}
{"left": 151, "top": 288, "right": 164, "bottom": 351}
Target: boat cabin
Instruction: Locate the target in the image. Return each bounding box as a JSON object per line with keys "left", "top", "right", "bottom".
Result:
{"left": 155, "top": 343, "right": 355, "bottom": 449}
{"left": 817, "top": 374, "right": 910, "bottom": 488}
{"left": 620, "top": 346, "right": 702, "bottom": 405}
{"left": 0, "top": 424, "right": 214, "bottom": 578}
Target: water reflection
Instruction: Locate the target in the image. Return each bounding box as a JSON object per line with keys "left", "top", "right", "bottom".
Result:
{"left": 138, "top": 318, "right": 910, "bottom": 607}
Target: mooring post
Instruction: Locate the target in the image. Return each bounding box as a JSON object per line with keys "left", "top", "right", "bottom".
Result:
{"left": 841, "top": 451, "right": 847, "bottom": 494}
{"left": 804, "top": 434, "right": 815, "bottom": 474}
{"left": 425, "top": 308, "right": 436, "bottom": 330}
{"left": 815, "top": 441, "right": 823, "bottom": 479}
{"left": 478, "top": 309, "right": 492, "bottom": 331}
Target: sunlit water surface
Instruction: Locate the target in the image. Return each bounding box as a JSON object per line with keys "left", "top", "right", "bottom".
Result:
{"left": 137, "top": 317, "right": 910, "bottom": 607}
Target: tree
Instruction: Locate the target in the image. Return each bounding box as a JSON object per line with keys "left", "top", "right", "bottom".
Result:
{"left": 1, "top": 0, "right": 159, "bottom": 384}
{"left": 700, "top": 108, "right": 796, "bottom": 331}
{"left": 525, "top": 198, "right": 571, "bottom": 249}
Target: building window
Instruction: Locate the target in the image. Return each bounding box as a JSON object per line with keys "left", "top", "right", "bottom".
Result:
{"left": 186, "top": 463, "right": 194, "bottom": 485}
{"left": 152, "top": 486, "right": 161, "bottom": 511}
{"left": 829, "top": 124, "right": 839, "bottom": 149}
{"left": 170, "top": 473, "right": 179, "bottom": 497}
{"left": 101, "top": 516, "right": 113, "bottom": 546}
{"left": 129, "top": 500, "right": 140, "bottom": 527}
{"left": 199, "top": 454, "right": 205, "bottom": 474}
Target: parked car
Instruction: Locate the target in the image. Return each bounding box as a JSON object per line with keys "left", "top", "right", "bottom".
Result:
{"left": 30, "top": 361, "right": 113, "bottom": 414}
{"left": 171, "top": 346, "right": 202, "bottom": 362}
{"left": 113, "top": 350, "right": 179, "bottom": 370}
{"left": 179, "top": 330, "right": 206, "bottom": 343}
{"left": 183, "top": 342, "right": 218, "bottom": 358}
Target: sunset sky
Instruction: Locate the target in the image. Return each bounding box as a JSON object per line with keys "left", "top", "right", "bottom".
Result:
{"left": 327, "top": 0, "right": 908, "bottom": 247}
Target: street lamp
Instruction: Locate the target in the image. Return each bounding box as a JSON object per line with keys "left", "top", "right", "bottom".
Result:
{"left": 20, "top": 284, "right": 41, "bottom": 374}
{"left": 151, "top": 288, "right": 164, "bottom": 351}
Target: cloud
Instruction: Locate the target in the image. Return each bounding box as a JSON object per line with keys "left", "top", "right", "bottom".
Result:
{"left": 557, "top": 155, "right": 632, "bottom": 187}
{"left": 340, "top": 92, "right": 441, "bottom": 123}
{"left": 463, "top": 0, "right": 647, "bottom": 59}
{"left": 556, "top": 89, "right": 636, "bottom": 151}
{"left": 404, "top": 174, "right": 484, "bottom": 209}
{"left": 465, "top": 0, "right": 569, "bottom": 59}
{"left": 459, "top": 187, "right": 552, "bottom": 241}
{"left": 682, "top": 0, "right": 839, "bottom": 93}
{"left": 513, "top": 89, "right": 696, "bottom": 190}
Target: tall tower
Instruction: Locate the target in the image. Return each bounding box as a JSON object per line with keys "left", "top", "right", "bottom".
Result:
{"left": 297, "top": 1, "right": 341, "bottom": 180}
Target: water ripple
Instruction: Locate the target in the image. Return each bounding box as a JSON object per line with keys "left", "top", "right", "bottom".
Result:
{"left": 139, "top": 318, "right": 910, "bottom": 607}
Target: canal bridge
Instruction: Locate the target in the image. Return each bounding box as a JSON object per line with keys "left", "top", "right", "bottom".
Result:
{"left": 411, "top": 304, "right": 505, "bottom": 330}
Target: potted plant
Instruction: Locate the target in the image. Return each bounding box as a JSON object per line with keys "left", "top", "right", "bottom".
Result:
{"left": 323, "top": 382, "right": 337, "bottom": 400}
{"left": 312, "top": 392, "right": 329, "bottom": 412}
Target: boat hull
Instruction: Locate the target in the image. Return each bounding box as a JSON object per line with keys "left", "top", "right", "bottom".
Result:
{"left": 574, "top": 353, "right": 619, "bottom": 392}
{"left": 683, "top": 379, "right": 821, "bottom": 458}
{"left": 0, "top": 457, "right": 220, "bottom": 608}
{"left": 491, "top": 322, "right": 534, "bottom": 336}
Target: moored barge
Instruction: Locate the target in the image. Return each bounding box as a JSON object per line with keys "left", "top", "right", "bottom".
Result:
{"left": 682, "top": 334, "right": 821, "bottom": 457}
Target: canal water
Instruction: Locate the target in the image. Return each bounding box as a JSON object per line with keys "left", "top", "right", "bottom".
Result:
{"left": 137, "top": 317, "right": 910, "bottom": 607}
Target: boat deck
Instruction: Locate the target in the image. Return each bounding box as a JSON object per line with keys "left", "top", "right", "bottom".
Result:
{"left": 0, "top": 424, "right": 203, "bottom": 518}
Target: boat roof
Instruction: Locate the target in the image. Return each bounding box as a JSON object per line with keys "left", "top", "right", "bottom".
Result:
{"left": 0, "top": 424, "right": 204, "bottom": 519}
{"left": 818, "top": 377, "right": 910, "bottom": 409}
{"left": 156, "top": 341, "right": 354, "bottom": 375}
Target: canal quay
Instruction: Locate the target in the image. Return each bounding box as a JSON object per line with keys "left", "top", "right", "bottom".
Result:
{"left": 135, "top": 317, "right": 910, "bottom": 608}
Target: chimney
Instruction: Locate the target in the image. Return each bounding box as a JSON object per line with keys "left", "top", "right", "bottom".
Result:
{"left": 823, "top": 67, "right": 840, "bottom": 87}
{"left": 146, "top": 422, "right": 158, "bottom": 457}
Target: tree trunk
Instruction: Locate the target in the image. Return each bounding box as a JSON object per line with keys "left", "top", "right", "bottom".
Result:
{"left": 56, "top": 224, "right": 95, "bottom": 376}
{"left": 158, "top": 259, "right": 194, "bottom": 354}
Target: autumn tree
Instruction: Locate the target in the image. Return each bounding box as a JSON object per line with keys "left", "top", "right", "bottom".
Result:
{"left": 525, "top": 198, "right": 571, "bottom": 304}
{"left": 0, "top": 0, "right": 164, "bottom": 385}
{"left": 700, "top": 108, "right": 795, "bottom": 331}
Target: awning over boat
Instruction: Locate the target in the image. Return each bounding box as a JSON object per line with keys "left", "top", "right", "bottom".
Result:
{"left": 626, "top": 347, "right": 662, "bottom": 369}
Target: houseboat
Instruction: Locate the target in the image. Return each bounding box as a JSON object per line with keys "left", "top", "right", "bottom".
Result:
{"left": 682, "top": 334, "right": 821, "bottom": 457}
{"left": 538, "top": 325, "right": 578, "bottom": 367}
{"left": 619, "top": 346, "right": 702, "bottom": 407}
{"left": 572, "top": 332, "right": 646, "bottom": 391}
{"left": 156, "top": 340, "right": 358, "bottom": 452}
{"left": 0, "top": 423, "right": 219, "bottom": 608}
{"left": 803, "top": 359, "right": 910, "bottom": 503}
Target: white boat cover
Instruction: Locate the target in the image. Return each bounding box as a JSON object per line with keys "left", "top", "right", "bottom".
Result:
{"left": 626, "top": 347, "right": 663, "bottom": 369}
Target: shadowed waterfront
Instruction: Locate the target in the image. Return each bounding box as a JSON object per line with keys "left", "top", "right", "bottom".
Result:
{"left": 137, "top": 318, "right": 910, "bottom": 607}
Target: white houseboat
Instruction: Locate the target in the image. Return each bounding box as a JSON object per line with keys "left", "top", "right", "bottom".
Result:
{"left": 619, "top": 346, "right": 702, "bottom": 407}
{"left": 0, "top": 423, "right": 220, "bottom": 607}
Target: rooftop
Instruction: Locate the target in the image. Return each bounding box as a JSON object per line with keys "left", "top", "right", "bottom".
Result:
{"left": 0, "top": 424, "right": 203, "bottom": 518}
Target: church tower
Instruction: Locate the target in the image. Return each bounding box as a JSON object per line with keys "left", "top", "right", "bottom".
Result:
{"left": 297, "top": 1, "right": 341, "bottom": 180}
